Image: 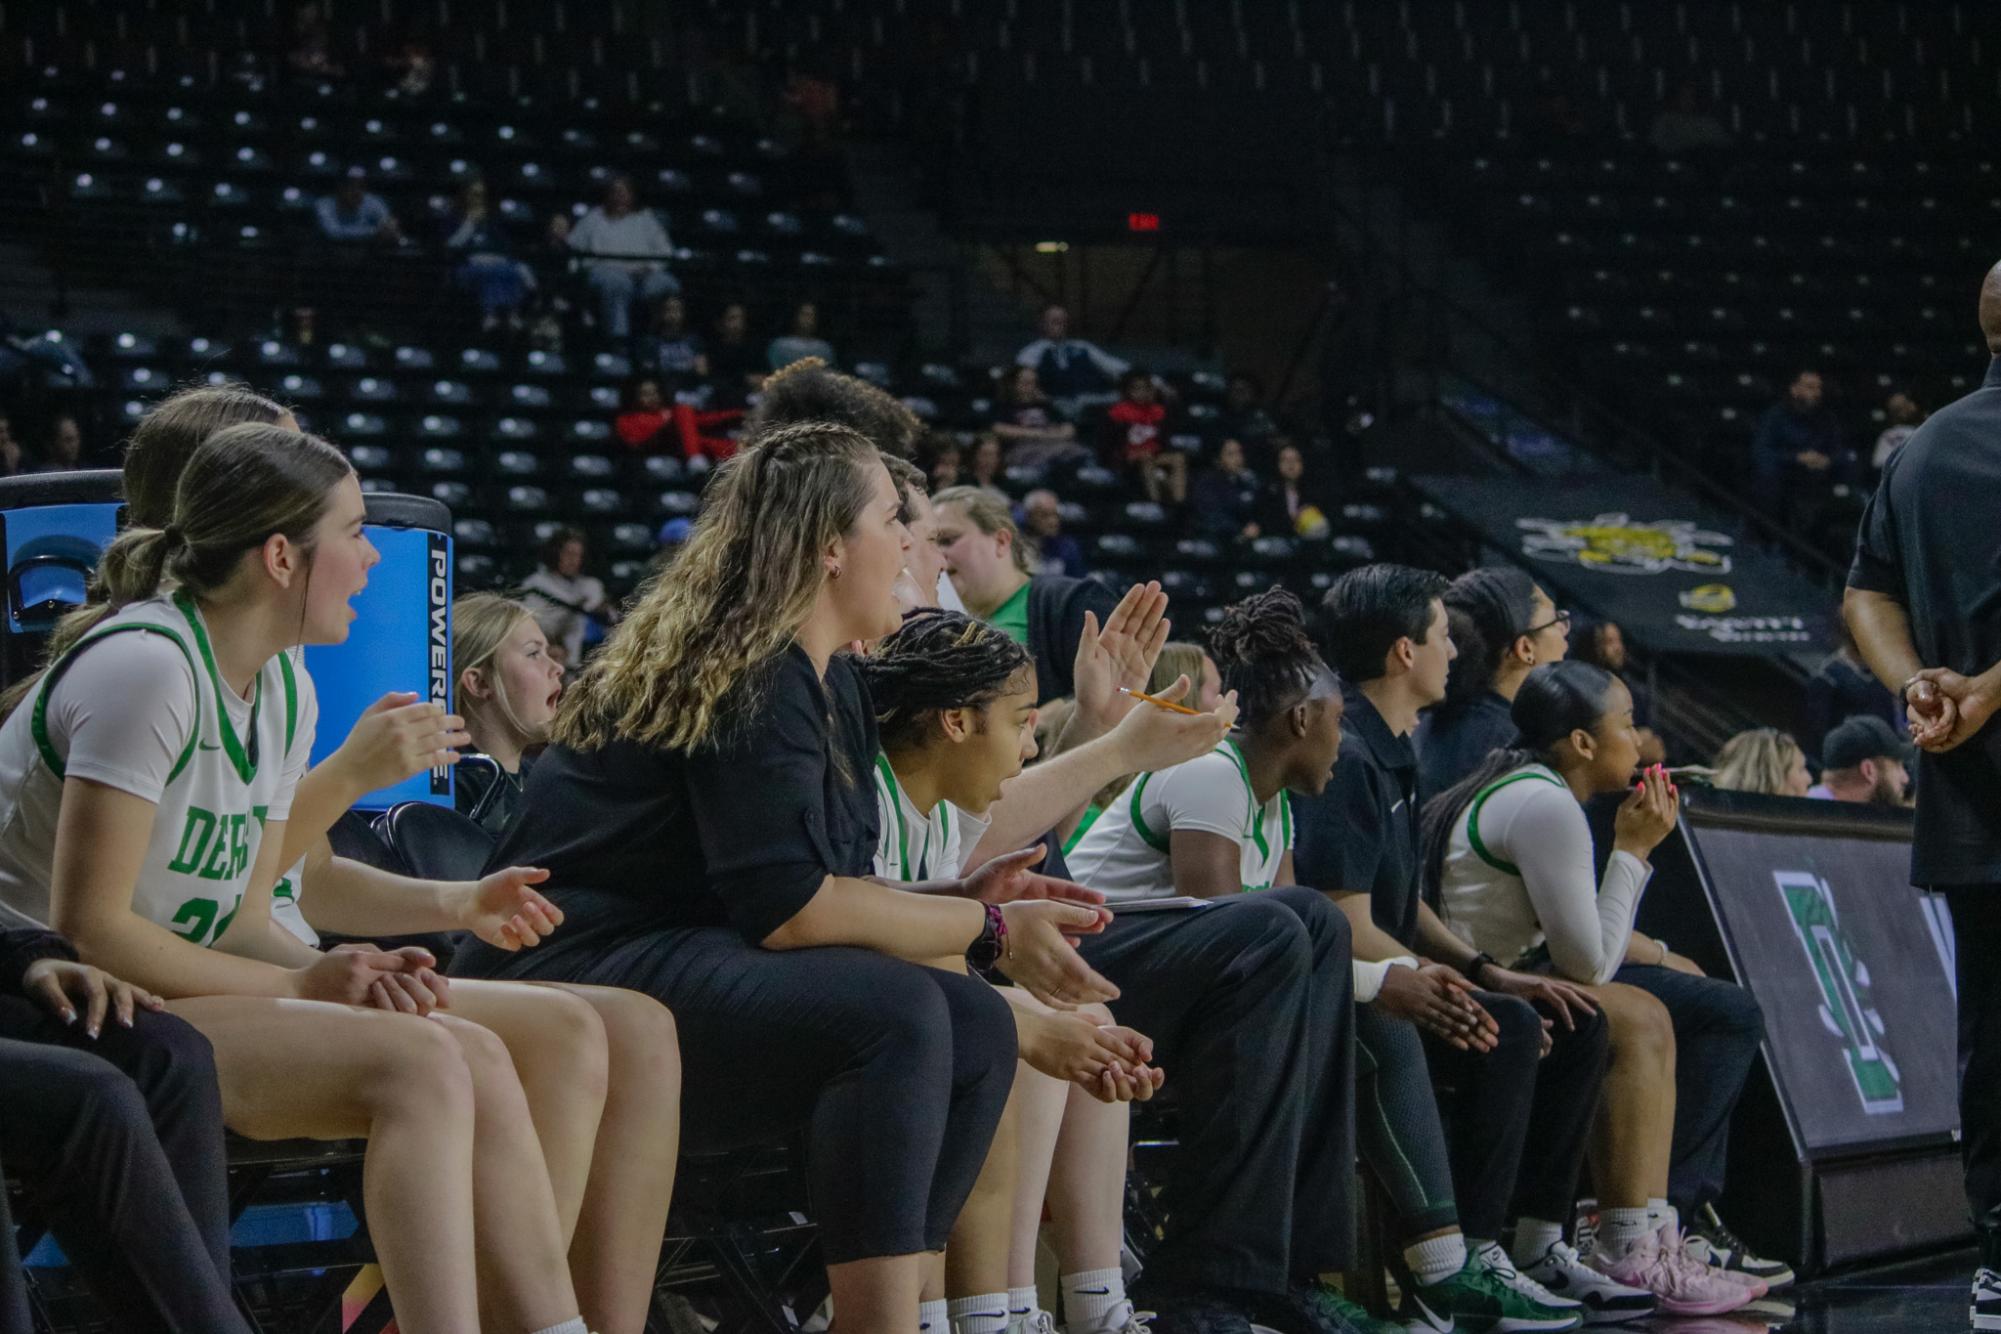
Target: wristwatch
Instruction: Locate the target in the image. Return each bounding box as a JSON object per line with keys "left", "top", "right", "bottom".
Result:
{"left": 1462, "top": 951, "right": 1497, "bottom": 984}
{"left": 966, "top": 903, "right": 1007, "bottom": 972}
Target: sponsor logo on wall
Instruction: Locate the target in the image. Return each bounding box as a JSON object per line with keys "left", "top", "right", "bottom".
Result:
{"left": 1516, "top": 512, "right": 1734, "bottom": 576}
{"left": 1775, "top": 869, "right": 1904, "bottom": 1115}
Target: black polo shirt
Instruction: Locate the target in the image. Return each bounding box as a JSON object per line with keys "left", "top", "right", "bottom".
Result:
{"left": 1849, "top": 356, "right": 2001, "bottom": 886}
{"left": 1292, "top": 686, "right": 1423, "bottom": 947}
{"left": 1414, "top": 690, "right": 1517, "bottom": 803}
{"left": 463, "top": 644, "right": 881, "bottom": 951}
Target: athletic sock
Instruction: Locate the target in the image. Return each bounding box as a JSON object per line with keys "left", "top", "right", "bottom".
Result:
{"left": 1647, "top": 1198, "right": 1679, "bottom": 1240}
{"left": 1512, "top": 1218, "right": 1566, "bottom": 1268}
{"left": 1008, "top": 1285, "right": 1040, "bottom": 1323}
{"left": 1599, "top": 1207, "right": 1655, "bottom": 1257}
{"left": 1061, "top": 1267, "right": 1129, "bottom": 1333}
{"left": 950, "top": 1293, "right": 1013, "bottom": 1334}
{"left": 920, "top": 1299, "right": 951, "bottom": 1334}
{"left": 1405, "top": 1233, "right": 1470, "bottom": 1286}
{"left": 530, "top": 1321, "right": 588, "bottom": 1334}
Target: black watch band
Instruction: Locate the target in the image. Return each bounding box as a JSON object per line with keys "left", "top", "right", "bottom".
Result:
{"left": 1462, "top": 951, "right": 1497, "bottom": 983}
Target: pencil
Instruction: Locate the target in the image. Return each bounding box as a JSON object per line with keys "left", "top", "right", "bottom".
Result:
{"left": 1119, "top": 686, "right": 1203, "bottom": 716}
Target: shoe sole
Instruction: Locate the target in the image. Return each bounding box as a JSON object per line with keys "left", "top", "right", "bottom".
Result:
{"left": 1657, "top": 1289, "right": 1756, "bottom": 1317}
{"left": 1489, "top": 1319, "right": 1585, "bottom": 1332}
{"left": 1974, "top": 1310, "right": 2001, "bottom": 1332}
{"left": 1576, "top": 1296, "right": 1657, "bottom": 1326}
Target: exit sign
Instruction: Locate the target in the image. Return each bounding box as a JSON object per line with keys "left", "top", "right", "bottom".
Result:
{"left": 1126, "top": 211, "right": 1161, "bottom": 233}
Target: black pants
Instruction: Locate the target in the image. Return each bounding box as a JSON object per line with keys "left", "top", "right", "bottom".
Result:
{"left": 0, "top": 999, "right": 242, "bottom": 1334}
{"left": 1612, "top": 963, "right": 1764, "bottom": 1214}
{"left": 1947, "top": 887, "right": 2001, "bottom": 1259}
{"left": 1076, "top": 887, "right": 1356, "bottom": 1295}
{"left": 1424, "top": 991, "right": 1608, "bottom": 1239}
{"left": 454, "top": 916, "right": 1017, "bottom": 1263}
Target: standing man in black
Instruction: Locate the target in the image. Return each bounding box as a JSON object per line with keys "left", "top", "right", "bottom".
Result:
{"left": 1845, "top": 261, "right": 2001, "bottom": 1333}
{"left": 1294, "top": 566, "right": 1616, "bottom": 1303}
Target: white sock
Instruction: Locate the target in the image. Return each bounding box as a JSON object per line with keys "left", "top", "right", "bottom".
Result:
{"left": 530, "top": 1321, "right": 588, "bottom": 1334}
{"left": 1511, "top": 1218, "right": 1566, "bottom": 1269}
{"left": 1008, "top": 1285, "right": 1040, "bottom": 1321}
{"left": 1060, "top": 1268, "right": 1129, "bottom": 1332}
{"left": 1470, "top": 1239, "right": 1509, "bottom": 1272}
{"left": 919, "top": 1299, "right": 950, "bottom": 1334}
{"left": 1599, "top": 1207, "right": 1655, "bottom": 1256}
{"left": 1647, "top": 1198, "right": 1679, "bottom": 1240}
{"left": 1405, "top": 1232, "right": 1469, "bottom": 1286}
{"left": 949, "top": 1293, "right": 1013, "bottom": 1334}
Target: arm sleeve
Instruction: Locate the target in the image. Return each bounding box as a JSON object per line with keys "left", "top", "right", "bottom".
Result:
{"left": 1290, "top": 757, "right": 1384, "bottom": 896}
{"left": 1847, "top": 463, "right": 1905, "bottom": 595}
{"left": 1086, "top": 342, "right": 1130, "bottom": 378}
{"left": 682, "top": 665, "right": 849, "bottom": 941}
{"left": 44, "top": 635, "right": 198, "bottom": 803}
{"left": 1490, "top": 783, "right": 1650, "bottom": 985}
{"left": 1015, "top": 341, "right": 1049, "bottom": 368}
{"left": 1352, "top": 955, "right": 1419, "bottom": 1004}
{"left": 1147, "top": 754, "right": 1249, "bottom": 841}
{"left": 566, "top": 211, "right": 600, "bottom": 255}
{"left": 643, "top": 211, "right": 673, "bottom": 257}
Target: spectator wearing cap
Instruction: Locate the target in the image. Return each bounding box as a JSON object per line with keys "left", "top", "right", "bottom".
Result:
{"left": 1015, "top": 303, "right": 1127, "bottom": 411}
{"left": 1019, "top": 488, "right": 1086, "bottom": 577}
{"left": 568, "top": 176, "right": 679, "bottom": 342}
{"left": 314, "top": 166, "right": 403, "bottom": 244}
{"left": 1808, "top": 716, "right": 1914, "bottom": 806}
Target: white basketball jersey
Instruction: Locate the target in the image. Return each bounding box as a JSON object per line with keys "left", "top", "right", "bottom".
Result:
{"left": 0, "top": 594, "right": 306, "bottom": 945}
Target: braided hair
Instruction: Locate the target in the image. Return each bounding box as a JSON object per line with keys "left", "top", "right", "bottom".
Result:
{"left": 861, "top": 609, "right": 1034, "bottom": 750}
{"left": 1208, "top": 586, "right": 1330, "bottom": 729}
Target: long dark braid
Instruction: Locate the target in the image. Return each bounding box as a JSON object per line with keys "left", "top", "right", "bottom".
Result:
{"left": 861, "top": 609, "right": 1034, "bottom": 750}
{"left": 1207, "top": 586, "right": 1328, "bottom": 728}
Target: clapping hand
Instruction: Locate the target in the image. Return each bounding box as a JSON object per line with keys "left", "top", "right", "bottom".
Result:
{"left": 1071, "top": 582, "right": 1172, "bottom": 737}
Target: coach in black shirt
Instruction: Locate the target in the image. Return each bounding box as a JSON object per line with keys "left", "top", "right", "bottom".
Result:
{"left": 1846, "top": 262, "right": 2001, "bottom": 1308}
{"left": 1294, "top": 565, "right": 1608, "bottom": 1261}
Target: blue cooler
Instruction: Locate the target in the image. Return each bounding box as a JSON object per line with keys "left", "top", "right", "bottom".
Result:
{"left": 304, "top": 493, "right": 455, "bottom": 811}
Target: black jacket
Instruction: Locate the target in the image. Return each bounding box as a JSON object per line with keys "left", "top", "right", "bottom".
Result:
{"left": 1026, "top": 575, "right": 1120, "bottom": 705}
{"left": 0, "top": 927, "right": 77, "bottom": 997}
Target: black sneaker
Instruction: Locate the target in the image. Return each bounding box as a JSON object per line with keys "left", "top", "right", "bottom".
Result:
{"left": 1688, "top": 1203, "right": 1796, "bottom": 1289}
{"left": 1975, "top": 1266, "right": 2001, "bottom": 1332}
{"left": 1126, "top": 1279, "right": 1256, "bottom": 1334}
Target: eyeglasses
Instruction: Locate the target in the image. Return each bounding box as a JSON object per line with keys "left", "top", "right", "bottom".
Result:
{"left": 1525, "top": 608, "right": 1572, "bottom": 635}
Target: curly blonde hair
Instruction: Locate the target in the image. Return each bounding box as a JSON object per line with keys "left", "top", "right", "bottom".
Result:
{"left": 553, "top": 420, "right": 883, "bottom": 752}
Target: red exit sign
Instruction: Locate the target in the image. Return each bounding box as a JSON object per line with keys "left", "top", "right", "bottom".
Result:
{"left": 1126, "top": 211, "right": 1161, "bottom": 233}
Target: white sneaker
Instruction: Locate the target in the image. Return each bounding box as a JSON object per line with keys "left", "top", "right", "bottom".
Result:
{"left": 1015, "top": 1312, "right": 1058, "bottom": 1334}
{"left": 1974, "top": 1267, "right": 2001, "bottom": 1332}
{"left": 1520, "top": 1241, "right": 1656, "bottom": 1325}
{"left": 1473, "top": 1241, "right": 1582, "bottom": 1312}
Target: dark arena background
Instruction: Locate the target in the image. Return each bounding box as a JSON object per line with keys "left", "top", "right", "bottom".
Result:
{"left": 0, "top": 2, "right": 1994, "bottom": 1331}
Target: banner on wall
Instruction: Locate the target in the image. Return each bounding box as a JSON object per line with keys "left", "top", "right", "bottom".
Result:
{"left": 1409, "top": 474, "right": 1835, "bottom": 656}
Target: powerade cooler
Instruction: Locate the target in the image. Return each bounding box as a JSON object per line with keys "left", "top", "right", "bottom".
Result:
{"left": 0, "top": 474, "right": 454, "bottom": 810}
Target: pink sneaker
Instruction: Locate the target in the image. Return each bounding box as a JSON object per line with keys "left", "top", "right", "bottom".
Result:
{"left": 1660, "top": 1222, "right": 1768, "bottom": 1300}
{"left": 1585, "top": 1234, "right": 1755, "bottom": 1317}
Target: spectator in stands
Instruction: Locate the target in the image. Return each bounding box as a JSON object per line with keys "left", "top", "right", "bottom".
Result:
{"left": 1296, "top": 568, "right": 1630, "bottom": 1326}
{"left": 991, "top": 365, "right": 1082, "bottom": 467}
{"left": 614, "top": 377, "right": 676, "bottom": 451}
{"left": 932, "top": 486, "right": 1119, "bottom": 704}
{"left": 452, "top": 593, "right": 564, "bottom": 838}
{"left": 1148, "top": 641, "right": 1222, "bottom": 712}
{"left": 1221, "top": 371, "right": 1280, "bottom": 449}
{"left": 285, "top": 2, "right": 347, "bottom": 80}
{"left": 1190, "top": 436, "right": 1262, "bottom": 540}
{"left": 1260, "top": 440, "right": 1331, "bottom": 539}
{"left": 568, "top": 176, "right": 679, "bottom": 342}
{"left": 521, "top": 527, "right": 615, "bottom": 666}
{"left": 314, "top": 166, "right": 403, "bottom": 245}
{"left": 1801, "top": 617, "right": 1903, "bottom": 762}
{"left": 1872, "top": 388, "right": 1926, "bottom": 474}
{"left": 1649, "top": 83, "right": 1732, "bottom": 156}
{"left": 1711, "top": 728, "right": 1813, "bottom": 798}
{"left": 966, "top": 432, "right": 1006, "bottom": 493}
{"left": 1572, "top": 618, "right": 1666, "bottom": 765}
{"left": 1751, "top": 369, "right": 1853, "bottom": 519}
{"left": 1416, "top": 567, "right": 1570, "bottom": 801}
{"left": 919, "top": 433, "right": 962, "bottom": 490}
{"left": 35, "top": 412, "right": 83, "bottom": 473}
{"left": 707, "top": 300, "right": 769, "bottom": 404}
{"left": 1106, "top": 370, "right": 1188, "bottom": 506}
{"left": 1808, "top": 716, "right": 1913, "bottom": 807}
{"left": 1424, "top": 664, "right": 1784, "bottom": 1307}
{"left": 0, "top": 928, "right": 249, "bottom": 1331}
{"left": 450, "top": 422, "right": 1105, "bottom": 1334}
{"left": 1016, "top": 303, "right": 1127, "bottom": 410}
{"left": 645, "top": 293, "right": 708, "bottom": 380}
{"left": 768, "top": 300, "right": 835, "bottom": 370}
{"left": 381, "top": 31, "right": 437, "bottom": 97}
{"left": 441, "top": 178, "right": 533, "bottom": 333}
{"left": 0, "top": 411, "right": 25, "bottom": 476}
{"left": 1021, "top": 488, "right": 1086, "bottom": 577}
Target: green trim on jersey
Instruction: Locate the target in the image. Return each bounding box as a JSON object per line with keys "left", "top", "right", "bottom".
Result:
{"left": 1126, "top": 772, "right": 1169, "bottom": 852}
{"left": 30, "top": 625, "right": 203, "bottom": 784}
{"left": 1465, "top": 769, "right": 1567, "bottom": 877}
{"left": 875, "top": 753, "right": 951, "bottom": 881}
{"left": 173, "top": 592, "right": 261, "bottom": 784}
{"left": 1217, "top": 738, "right": 1279, "bottom": 859}
{"left": 276, "top": 650, "right": 299, "bottom": 753}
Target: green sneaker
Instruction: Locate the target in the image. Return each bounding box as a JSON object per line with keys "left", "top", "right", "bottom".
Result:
{"left": 1287, "top": 1279, "right": 1404, "bottom": 1334}
{"left": 1400, "top": 1257, "right": 1583, "bottom": 1333}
